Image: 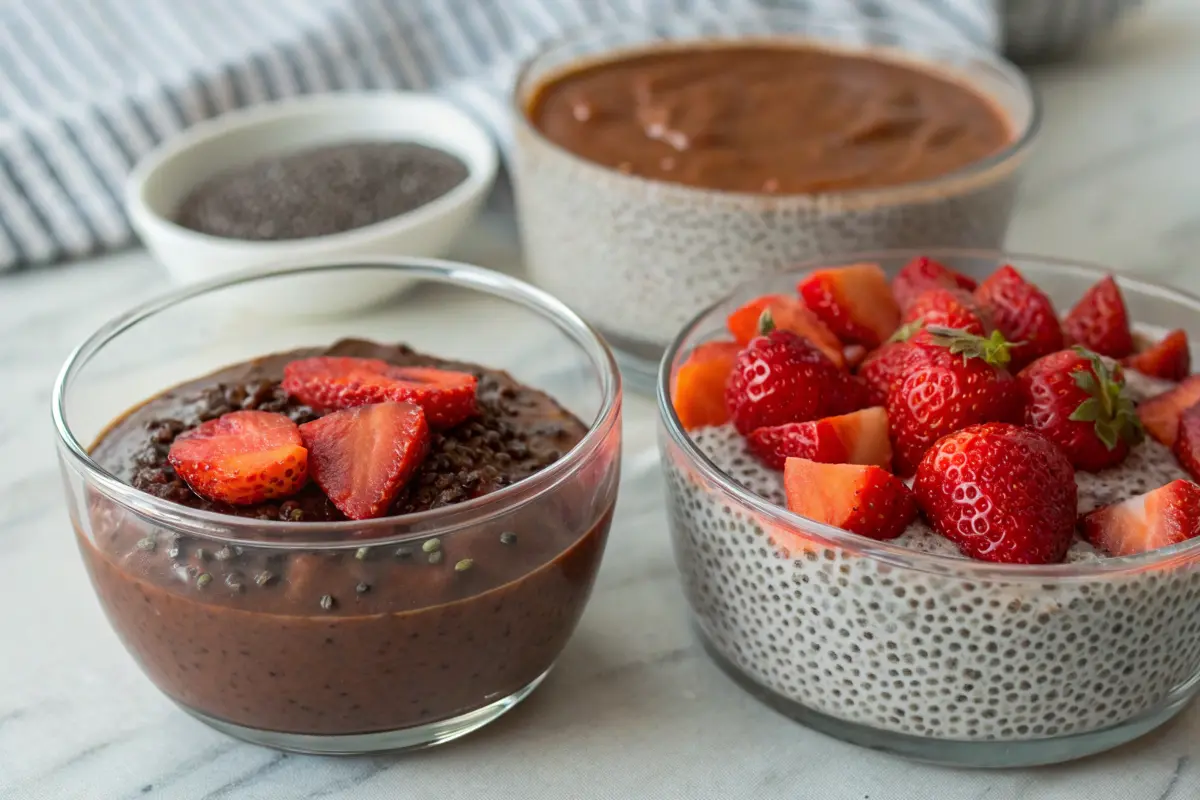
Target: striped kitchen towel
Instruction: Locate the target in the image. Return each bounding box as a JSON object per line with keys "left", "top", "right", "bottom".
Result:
{"left": 0, "top": 0, "right": 1002, "bottom": 272}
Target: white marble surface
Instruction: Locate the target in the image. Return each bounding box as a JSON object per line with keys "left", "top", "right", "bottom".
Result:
{"left": 5, "top": 4, "right": 1200, "bottom": 797}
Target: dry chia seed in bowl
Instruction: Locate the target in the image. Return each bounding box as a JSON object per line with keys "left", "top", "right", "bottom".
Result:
{"left": 174, "top": 142, "right": 469, "bottom": 241}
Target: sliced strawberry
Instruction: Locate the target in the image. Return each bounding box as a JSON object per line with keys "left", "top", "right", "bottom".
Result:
{"left": 726, "top": 295, "right": 844, "bottom": 367}
{"left": 1123, "top": 329, "right": 1191, "bottom": 381}
{"left": 892, "top": 255, "right": 978, "bottom": 310}
{"left": 797, "top": 263, "right": 900, "bottom": 348}
{"left": 672, "top": 341, "right": 741, "bottom": 430}
{"left": 725, "top": 329, "right": 868, "bottom": 435}
{"left": 974, "top": 264, "right": 1064, "bottom": 371}
{"left": 901, "top": 287, "right": 991, "bottom": 335}
{"left": 1175, "top": 405, "right": 1200, "bottom": 482}
{"left": 747, "top": 407, "right": 892, "bottom": 471}
{"left": 167, "top": 410, "right": 308, "bottom": 506}
{"left": 299, "top": 402, "right": 430, "bottom": 520}
{"left": 783, "top": 457, "right": 917, "bottom": 541}
{"left": 282, "top": 357, "right": 477, "bottom": 427}
{"left": 1080, "top": 479, "right": 1200, "bottom": 557}
{"left": 1138, "top": 375, "right": 1200, "bottom": 446}
{"left": 1062, "top": 275, "right": 1134, "bottom": 358}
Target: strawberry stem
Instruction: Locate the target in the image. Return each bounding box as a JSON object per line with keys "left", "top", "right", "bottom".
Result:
{"left": 888, "top": 319, "right": 924, "bottom": 344}
{"left": 758, "top": 308, "right": 777, "bottom": 336}
{"left": 924, "top": 326, "right": 1015, "bottom": 369}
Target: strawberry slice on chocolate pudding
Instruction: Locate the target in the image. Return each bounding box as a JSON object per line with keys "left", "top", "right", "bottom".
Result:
{"left": 299, "top": 402, "right": 431, "bottom": 521}
{"left": 283, "top": 356, "right": 477, "bottom": 427}
{"left": 167, "top": 410, "right": 308, "bottom": 505}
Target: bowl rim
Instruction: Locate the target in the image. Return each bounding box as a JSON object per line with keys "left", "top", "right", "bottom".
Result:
{"left": 510, "top": 9, "right": 1041, "bottom": 204}
{"left": 53, "top": 257, "right": 622, "bottom": 549}
{"left": 657, "top": 247, "right": 1200, "bottom": 581}
{"left": 124, "top": 91, "right": 500, "bottom": 252}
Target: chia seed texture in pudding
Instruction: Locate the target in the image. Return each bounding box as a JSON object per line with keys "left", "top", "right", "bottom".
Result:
{"left": 80, "top": 339, "right": 615, "bottom": 736}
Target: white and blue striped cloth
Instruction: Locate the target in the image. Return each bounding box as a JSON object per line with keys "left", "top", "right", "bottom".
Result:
{"left": 0, "top": 0, "right": 1129, "bottom": 271}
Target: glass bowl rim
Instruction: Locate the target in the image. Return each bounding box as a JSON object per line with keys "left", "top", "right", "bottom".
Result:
{"left": 52, "top": 257, "right": 622, "bottom": 549}
{"left": 511, "top": 8, "right": 1042, "bottom": 203}
{"left": 657, "top": 247, "right": 1200, "bottom": 581}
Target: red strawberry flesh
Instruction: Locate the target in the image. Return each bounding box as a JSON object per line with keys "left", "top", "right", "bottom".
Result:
{"left": 282, "top": 357, "right": 477, "bottom": 427}
{"left": 747, "top": 406, "right": 892, "bottom": 471}
{"left": 1123, "top": 329, "right": 1190, "bottom": 382}
{"left": 1174, "top": 405, "right": 1200, "bottom": 482}
{"left": 783, "top": 457, "right": 917, "bottom": 541}
{"left": 672, "top": 341, "right": 741, "bottom": 430}
{"left": 901, "top": 287, "right": 990, "bottom": 335}
{"left": 797, "top": 263, "right": 900, "bottom": 348}
{"left": 1080, "top": 479, "right": 1200, "bottom": 557}
{"left": 726, "top": 294, "right": 845, "bottom": 367}
{"left": 1138, "top": 375, "right": 1200, "bottom": 447}
{"left": 892, "top": 256, "right": 978, "bottom": 310}
{"left": 167, "top": 410, "right": 308, "bottom": 506}
{"left": 974, "top": 264, "right": 1063, "bottom": 371}
{"left": 299, "top": 402, "right": 431, "bottom": 521}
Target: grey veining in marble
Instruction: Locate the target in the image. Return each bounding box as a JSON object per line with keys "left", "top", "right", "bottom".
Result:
{"left": 5, "top": 3, "right": 1200, "bottom": 797}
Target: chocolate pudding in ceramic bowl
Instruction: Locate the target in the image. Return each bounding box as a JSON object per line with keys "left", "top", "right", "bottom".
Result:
{"left": 512, "top": 11, "right": 1039, "bottom": 390}
{"left": 53, "top": 259, "right": 622, "bottom": 754}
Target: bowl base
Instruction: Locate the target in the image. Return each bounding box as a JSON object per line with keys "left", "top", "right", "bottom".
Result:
{"left": 695, "top": 624, "right": 1198, "bottom": 768}
{"left": 178, "top": 668, "right": 550, "bottom": 755}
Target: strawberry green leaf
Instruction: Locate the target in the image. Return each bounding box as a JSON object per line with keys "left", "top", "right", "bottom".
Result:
{"left": 1094, "top": 418, "right": 1120, "bottom": 451}
{"left": 758, "top": 308, "right": 776, "bottom": 336}
{"left": 888, "top": 319, "right": 924, "bottom": 344}
{"left": 1070, "top": 398, "right": 1103, "bottom": 423}
{"left": 925, "top": 326, "right": 1014, "bottom": 369}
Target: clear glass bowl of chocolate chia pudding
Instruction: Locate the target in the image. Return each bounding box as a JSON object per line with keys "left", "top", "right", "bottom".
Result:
{"left": 52, "top": 259, "right": 622, "bottom": 755}
{"left": 658, "top": 249, "right": 1200, "bottom": 768}
{"left": 512, "top": 12, "right": 1040, "bottom": 393}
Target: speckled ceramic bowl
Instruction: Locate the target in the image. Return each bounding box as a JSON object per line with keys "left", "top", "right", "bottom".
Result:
{"left": 512, "top": 13, "right": 1039, "bottom": 392}
{"left": 657, "top": 249, "right": 1200, "bottom": 768}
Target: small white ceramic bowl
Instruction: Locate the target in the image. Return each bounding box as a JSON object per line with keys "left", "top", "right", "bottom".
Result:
{"left": 125, "top": 92, "right": 498, "bottom": 313}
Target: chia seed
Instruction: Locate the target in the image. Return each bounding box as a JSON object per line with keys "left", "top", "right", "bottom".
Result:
{"left": 174, "top": 142, "right": 469, "bottom": 241}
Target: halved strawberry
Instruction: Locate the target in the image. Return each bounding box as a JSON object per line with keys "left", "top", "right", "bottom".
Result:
{"left": 974, "top": 264, "right": 1064, "bottom": 371}
{"left": 1080, "top": 479, "right": 1200, "bottom": 557}
{"left": 747, "top": 407, "right": 892, "bottom": 471}
{"left": 901, "top": 287, "right": 991, "bottom": 335}
{"left": 299, "top": 402, "right": 430, "bottom": 520}
{"left": 726, "top": 295, "right": 844, "bottom": 367}
{"left": 783, "top": 457, "right": 917, "bottom": 541}
{"left": 1175, "top": 405, "right": 1200, "bottom": 481}
{"left": 168, "top": 410, "right": 308, "bottom": 506}
{"left": 892, "top": 255, "right": 978, "bottom": 310}
{"left": 1123, "top": 329, "right": 1190, "bottom": 381}
{"left": 1062, "top": 275, "right": 1134, "bottom": 358}
{"left": 672, "top": 341, "right": 741, "bottom": 430}
{"left": 1137, "top": 375, "right": 1200, "bottom": 446}
{"left": 282, "top": 357, "right": 477, "bottom": 427}
{"left": 797, "top": 263, "right": 901, "bottom": 348}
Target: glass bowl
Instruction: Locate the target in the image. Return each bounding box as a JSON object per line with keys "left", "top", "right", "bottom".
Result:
{"left": 512, "top": 11, "right": 1039, "bottom": 393}
{"left": 53, "top": 259, "right": 622, "bottom": 755}
{"left": 657, "top": 249, "right": 1200, "bottom": 768}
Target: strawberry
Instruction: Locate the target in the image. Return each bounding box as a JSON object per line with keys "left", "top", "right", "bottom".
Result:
{"left": 299, "top": 402, "right": 430, "bottom": 520}
{"left": 797, "top": 263, "right": 900, "bottom": 348}
{"left": 167, "top": 410, "right": 308, "bottom": 506}
{"left": 1080, "top": 479, "right": 1200, "bottom": 557}
{"left": 885, "top": 327, "right": 1025, "bottom": 476}
{"left": 726, "top": 295, "right": 844, "bottom": 367}
{"left": 900, "top": 287, "right": 991, "bottom": 335}
{"left": 856, "top": 321, "right": 925, "bottom": 407}
{"left": 725, "top": 329, "right": 868, "bottom": 435}
{"left": 974, "top": 264, "right": 1064, "bottom": 371}
{"left": 892, "top": 255, "right": 978, "bottom": 310}
{"left": 1018, "top": 348, "right": 1143, "bottom": 472}
{"left": 747, "top": 406, "right": 892, "bottom": 471}
{"left": 914, "top": 423, "right": 1076, "bottom": 564}
{"left": 1123, "top": 329, "right": 1191, "bottom": 381}
{"left": 672, "top": 341, "right": 741, "bottom": 430}
{"left": 1137, "top": 375, "right": 1200, "bottom": 446}
{"left": 783, "top": 457, "right": 917, "bottom": 541}
{"left": 1174, "top": 405, "right": 1200, "bottom": 482}
{"left": 1062, "top": 275, "right": 1134, "bottom": 358}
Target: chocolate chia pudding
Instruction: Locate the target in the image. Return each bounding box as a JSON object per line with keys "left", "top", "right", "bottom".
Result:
{"left": 78, "top": 339, "right": 615, "bottom": 738}
{"left": 513, "top": 22, "right": 1037, "bottom": 383}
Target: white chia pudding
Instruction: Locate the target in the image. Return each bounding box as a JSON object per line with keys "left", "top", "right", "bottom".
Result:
{"left": 662, "top": 401, "right": 1200, "bottom": 741}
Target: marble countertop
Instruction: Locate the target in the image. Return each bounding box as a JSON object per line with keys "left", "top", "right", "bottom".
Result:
{"left": 5, "top": 4, "right": 1200, "bottom": 798}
